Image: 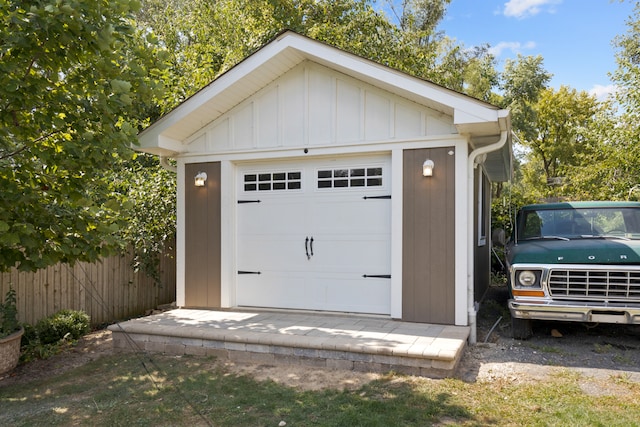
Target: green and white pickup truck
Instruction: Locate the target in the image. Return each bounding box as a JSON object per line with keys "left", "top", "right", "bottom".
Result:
{"left": 505, "top": 201, "right": 640, "bottom": 339}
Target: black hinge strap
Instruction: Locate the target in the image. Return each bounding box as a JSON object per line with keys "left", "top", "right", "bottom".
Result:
{"left": 238, "top": 271, "right": 262, "bottom": 275}
{"left": 362, "top": 274, "right": 391, "bottom": 279}
{"left": 363, "top": 195, "right": 391, "bottom": 200}
{"left": 238, "top": 200, "right": 261, "bottom": 204}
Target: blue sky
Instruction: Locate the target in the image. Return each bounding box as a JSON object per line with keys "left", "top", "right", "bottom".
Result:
{"left": 437, "top": 0, "right": 635, "bottom": 99}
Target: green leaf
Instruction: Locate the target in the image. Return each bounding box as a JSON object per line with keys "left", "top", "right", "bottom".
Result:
{"left": 0, "top": 233, "right": 20, "bottom": 246}
{"left": 0, "top": 0, "right": 165, "bottom": 272}
{"left": 110, "top": 79, "right": 132, "bottom": 94}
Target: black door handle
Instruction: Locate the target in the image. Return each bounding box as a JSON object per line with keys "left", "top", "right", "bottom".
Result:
{"left": 310, "top": 237, "right": 314, "bottom": 256}
{"left": 305, "top": 237, "right": 310, "bottom": 260}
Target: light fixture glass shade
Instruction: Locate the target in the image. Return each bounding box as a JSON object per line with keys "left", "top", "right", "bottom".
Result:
{"left": 422, "top": 159, "right": 434, "bottom": 177}
{"left": 194, "top": 171, "right": 207, "bottom": 187}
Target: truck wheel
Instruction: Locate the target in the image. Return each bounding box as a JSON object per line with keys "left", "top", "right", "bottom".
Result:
{"left": 511, "top": 316, "right": 533, "bottom": 340}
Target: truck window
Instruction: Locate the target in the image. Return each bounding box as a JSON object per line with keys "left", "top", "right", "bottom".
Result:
{"left": 520, "top": 207, "right": 640, "bottom": 240}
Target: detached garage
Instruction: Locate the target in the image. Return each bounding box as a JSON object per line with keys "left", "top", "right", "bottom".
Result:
{"left": 137, "top": 31, "right": 512, "bottom": 343}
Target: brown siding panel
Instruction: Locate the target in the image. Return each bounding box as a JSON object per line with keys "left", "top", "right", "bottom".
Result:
{"left": 474, "top": 171, "right": 492, "bottom": 301}
{"left": 402, "top": 147, "right": 455, "bottom": 324}
{"left": 185, "top": 162, "right": 222, "bottom": 307}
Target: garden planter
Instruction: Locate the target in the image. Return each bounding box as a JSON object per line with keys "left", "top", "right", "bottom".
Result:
{"left": 0, "top": 327, "right": 23, "bottom": 375}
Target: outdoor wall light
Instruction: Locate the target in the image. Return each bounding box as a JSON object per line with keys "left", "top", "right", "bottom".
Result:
{"left": 194, "top": 171, "right": 208, "bottom": 187}
{"left": 422, "top": 159, "right": 434, "bottom": 177}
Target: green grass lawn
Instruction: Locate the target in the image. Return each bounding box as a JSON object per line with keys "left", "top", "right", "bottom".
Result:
{"left": 1, "top": 353, "right": 639, "bottom": 426}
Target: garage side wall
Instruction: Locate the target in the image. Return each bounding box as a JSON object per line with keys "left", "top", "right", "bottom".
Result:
{"left": 402, "top": 147, "right": 456, "bottom": 324}
{"left": 474, "top": 170, "right": 492, "bottom": 302}
{"left": 184, "top": 162, "right": 221, "bottom": 307}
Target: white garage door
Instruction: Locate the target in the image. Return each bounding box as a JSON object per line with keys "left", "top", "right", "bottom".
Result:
{"left": 237, "top": 155, "right": 391, "bottom": 314}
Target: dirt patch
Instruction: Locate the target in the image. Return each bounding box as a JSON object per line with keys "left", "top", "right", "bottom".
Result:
{"left": 0, "top": 329, "right": 113, "bottom": 387}
{"left": 221, "top": 361, "right": 382, "bottom": 391}
{"left": 2, "top": 285, "right": 640, "bottom": 394}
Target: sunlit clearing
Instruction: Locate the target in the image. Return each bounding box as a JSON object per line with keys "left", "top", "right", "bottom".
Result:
{"left": 114, "top": 374, "right": 166, "bottom": 384}
{"left": 144, "top": 388, "right": 164, "bottom": 397}
{"left": 52, "top": 407, "right": 68, "bottom": 414}
{"left": 32, "top": 389, "right": 54, "bottom": 399}
{"left": 5, "top": 397, "right": 28, "bottom": 402}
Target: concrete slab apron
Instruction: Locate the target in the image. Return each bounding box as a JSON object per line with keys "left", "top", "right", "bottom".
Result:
{"left": 108, "top": 309, "right": 470, "bottom": 378}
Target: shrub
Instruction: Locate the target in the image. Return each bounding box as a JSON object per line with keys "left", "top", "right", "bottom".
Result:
{"left": 35, "top": 310, "right": 90, "bottom": 345}
{"left": 0, "top": 287, "right": 19, "bottom": 338}
{"left": 21, "top": 323, "right": 37, "bottom": 346}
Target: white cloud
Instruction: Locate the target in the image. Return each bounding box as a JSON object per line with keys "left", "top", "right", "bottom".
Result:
{"left": 489, "top": 41, "right": 536, "bottom": 57}
{"left": 589, "top": 84, "right": 617, "bottom": 101}
{"left": 503, "top": 0, "right": 561, "bottom": 19}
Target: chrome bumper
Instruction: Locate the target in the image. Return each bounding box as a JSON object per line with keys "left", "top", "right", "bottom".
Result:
{"left": 509, "top": 300, "right": 640, "bottom": 324}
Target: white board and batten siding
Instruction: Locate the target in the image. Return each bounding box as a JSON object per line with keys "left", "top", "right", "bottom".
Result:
{"left": 181, "top": 61, "right": 456, "bottom": 154}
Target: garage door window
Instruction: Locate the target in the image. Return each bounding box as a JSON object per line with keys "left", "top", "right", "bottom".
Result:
{"left": 244, "top": 171, "right": 302, "bottom": 192}
{"left": 317, "top": 167, "right": 383, "bottom": 189}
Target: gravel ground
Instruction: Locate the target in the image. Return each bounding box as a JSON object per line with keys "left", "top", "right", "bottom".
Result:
{"left": 458, "top": 284, "right": 640, "bottom": 389}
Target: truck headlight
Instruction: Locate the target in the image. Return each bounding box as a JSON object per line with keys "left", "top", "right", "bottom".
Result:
{"left": 518, "top": 270, "right": 538, "bottom": 287}
{"left": 510, "top": 268, "right": 544, "bottom": 297}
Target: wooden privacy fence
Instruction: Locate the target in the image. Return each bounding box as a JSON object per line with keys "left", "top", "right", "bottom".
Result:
{"left": 0, "top": 247, "right": 176, "bottom": 327}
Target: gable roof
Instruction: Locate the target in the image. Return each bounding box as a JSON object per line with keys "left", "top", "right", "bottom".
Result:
{"left": 138, "top": 30, "right": 511, "bottom": 181}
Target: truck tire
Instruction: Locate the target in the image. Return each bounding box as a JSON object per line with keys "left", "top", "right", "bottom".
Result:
{"left": 511, "top": 316, "right": 533, "bottom": 340}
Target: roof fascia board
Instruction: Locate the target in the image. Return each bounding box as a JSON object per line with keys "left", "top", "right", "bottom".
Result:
{"left": 138, "top": 128, "right": 183, "bottom": 156}
{"left": 158, "top": 134, "right": 183, "bottom": 153}
{"left": 453, "top": 108, "right": 503, "bottom": 128}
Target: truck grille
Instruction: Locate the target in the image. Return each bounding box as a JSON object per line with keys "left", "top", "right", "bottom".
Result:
{"left": 548, "top": 269, "right": 640, "bottom": 302}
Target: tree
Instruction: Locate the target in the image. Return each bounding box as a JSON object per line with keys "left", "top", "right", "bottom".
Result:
{"left": 500, "top": 54, "right": 552, "bottom": 141}
{"left": 387, "top": 0, "right": 451, "bottom": 45}
{"left": 604, "top": 0, "right": 640, "bottom": 198}
{"left": 559, "top": 104, "right": 630, "bottom": 200}
{"left": 112, "top": 154, "right": 176, "bottom": 283}
{"left": 613, "top": 1, "right": 640, "bottom": 119}
{"left": 0, "top": 0, "right": 165, "bottom": 271}
{"left": 523, "top": 86, "right": 600, "bottom": 194}
{"left": 559, "top": 2, "right": 640, "bottom": 201}
{"left": 432, "top": 42, "right": 499, "bottom": 102}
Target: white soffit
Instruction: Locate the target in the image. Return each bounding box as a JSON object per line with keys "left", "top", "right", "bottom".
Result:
{"left": 138, "top": 31, "right": 508, "bottom": 155}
